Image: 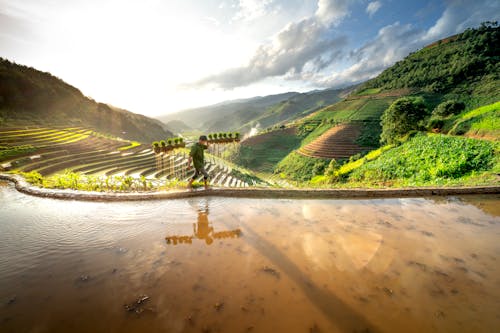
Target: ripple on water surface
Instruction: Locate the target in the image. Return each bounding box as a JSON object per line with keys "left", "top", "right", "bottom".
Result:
{"left": 1, "top": 181, "right": 500, "bottom": 333}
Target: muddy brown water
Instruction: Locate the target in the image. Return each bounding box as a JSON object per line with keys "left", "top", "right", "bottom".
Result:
{"left": 0, "top": 180, "right": 499, "bottom": 333}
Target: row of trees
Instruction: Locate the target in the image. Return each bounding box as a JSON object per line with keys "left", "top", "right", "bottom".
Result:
{"left": 152, "top": 137, "right": 185, "bottom": 153}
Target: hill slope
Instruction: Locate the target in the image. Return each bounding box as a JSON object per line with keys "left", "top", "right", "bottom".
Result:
{"left": 0, "top": 58, "right": 172, "bottom": 142}
{"left": 360, "top": 24, "right": 499, "bottom": 103}
{"left": 240, "top": 24, "right": 500, "bottom": 182}
{"left": 158, "top": 87, "right": 349, "bottom": 134}
{"left": 158, "top": 92, "right": 298, "bottom": 132}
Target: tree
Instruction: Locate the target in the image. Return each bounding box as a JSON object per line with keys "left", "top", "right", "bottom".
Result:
{"left": 432, "top": 100, "right": 465, "bottom": 117}
{"left": 380, "top": 97, "right": 428, "bottom": 144}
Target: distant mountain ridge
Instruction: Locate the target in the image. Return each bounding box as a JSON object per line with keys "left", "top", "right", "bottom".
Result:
{"left": 158, "top": 87, "right": 351, "bottom": 133}
{"left": 0, "top": 58, "right": 172, "bottom": 142}
{"left": 158, "top": 92, "right": 298, "bottom": 132}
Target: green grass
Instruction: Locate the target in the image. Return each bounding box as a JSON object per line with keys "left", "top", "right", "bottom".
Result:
{"left": 347, "top": 133, "right": 498, "bottom": 186}
{"left": 274, "top": 152, "right": 330, "bottom": 181}
{"left": 356, "top": 88, "right": 382, "bottom": 96}
{"left": 118, "top": 141, "right": 141, "bottom": 151}
{"left": 443, "top": 101, "right": 500, "bottom": 138}
{"left": 0, "top": 145, "right": 36, "bottom": 161}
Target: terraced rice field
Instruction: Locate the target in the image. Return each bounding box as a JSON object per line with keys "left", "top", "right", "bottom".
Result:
{"left": 298, "top": 123, "right": 371, "bottom": 159}
{"left": 0, "top": 126, "right": 251, "bottom": 187}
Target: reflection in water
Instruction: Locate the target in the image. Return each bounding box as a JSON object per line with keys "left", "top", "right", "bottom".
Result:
{"left": 1, "top": 181, "right": 499, "bottom": 333}
{"left": 165, "top": 199, "right": 242, "bottom": 246}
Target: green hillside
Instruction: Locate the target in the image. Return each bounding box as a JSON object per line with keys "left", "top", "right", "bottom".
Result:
{"left": 238, "top": 88, "right": 349, "bottom": 133}
{"left": 322, "top": 132, "right": 499, "bottom": 187}
{"left": 164, "top": 119, "right": 192, "bottom": 134}
{"left": 158, "top": 88, "right": 348, "bottom": 134}
{"left": 360, "top": 23, "right": 499, "bottom": 105}
{"left": 234, "top": 24, "right": 499, "bottom": 185}
{"left": 0, "top": 58, "right": 172, "bottom": 142}
{"left": 158, "top": 92, "right": 298, "bottom": 132}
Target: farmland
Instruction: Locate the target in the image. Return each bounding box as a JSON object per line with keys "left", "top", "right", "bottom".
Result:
{"left": 0, "top": 126, "right": 261, "bottom": 190}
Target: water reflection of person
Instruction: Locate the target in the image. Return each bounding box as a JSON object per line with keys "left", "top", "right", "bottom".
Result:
{"left": 194, "top": 209, "right": 214, "bottom": 245}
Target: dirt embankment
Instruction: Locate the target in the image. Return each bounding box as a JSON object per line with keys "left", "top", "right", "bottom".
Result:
{"left": 1, "top": 173, "right": 499, "bottom": 202}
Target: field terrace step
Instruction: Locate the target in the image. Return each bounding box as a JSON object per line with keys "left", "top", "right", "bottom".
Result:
{"left": 1, "top": 135, "right": 109, "bottom": 166}
{"left": 0, "top": 126, "right": 85, "bottom": 136}
{"left": 19, "top": 148, "right": 114, "bottom": 172}
{"left": 1, "top": 127, "right": 88, "bottom": 140}
{"left": 0, "top": 127, "right": 53, "bottom": 134}
{"left": 35, "top": 146, "right": 151, "bottom": 175}
{"left": 139, "top": 167, "right": 157, "bottom": 178}
{"left": 0, "top": 129, "right": 92, "bottom": 146}
{"left": 19, "top": 138, "right": 129, "bottom": 172}
{"left": 297, "top": 123, "right": 373, "bottom": 159}
{"left": 71, "top": 151, "right": 155, "bottom": 175}
{"left": 0, "top": 129, "right": 61, "bottom": 142}
{"left": 124, "top": 163, "right": 160, "bottom": 177}
{"left": 102, "top": 157, "right": 157, "bottom": 177}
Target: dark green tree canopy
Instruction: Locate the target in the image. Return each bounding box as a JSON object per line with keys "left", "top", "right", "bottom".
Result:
{"left": 432, "top": 100, "right": 466, "bottom": 117}
{"left": 380, "top": 97, "right": 428, "bottom": 144}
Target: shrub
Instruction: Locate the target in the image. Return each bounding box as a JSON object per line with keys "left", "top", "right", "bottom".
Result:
{"left": 432, "top": 100, "right": 466, "bottom": 117}
{"left": 427, "top": 117, "right": 445, "bottom": 131}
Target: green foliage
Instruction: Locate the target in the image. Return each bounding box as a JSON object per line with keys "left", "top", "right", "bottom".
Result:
{"left": 349, "top": 134, "right": 498, "bottom": 185}
{"left": 0, "top": 144, "right": 35, "bottom": 161}
{"left": 380, "top": 97, "right": 428, "bottom": 144}
{"left": 448, "top": 101, "right": 500, "bottom": 137}
{"left": 357, "top": 88, "right": 382, "bottom": 96}
{"left": 323, "top": 145, "right": 394, "bottom": 182}
{"left": 21, "top": 169, "right": 185, "bottom": 192}
{"left": 23, "top": 171, "right": 43, "bottom": 186}
{"left": 274, "top": 152, "right": 330, "bottom": 181}
{"left": 432, "top": 100, "right": 465, "bottom": 117}
{"left": 362, "top": 24, "right": 500, "bottom": 97}
{"left": 118, "top": 141, "right": 141, "bottom": 151}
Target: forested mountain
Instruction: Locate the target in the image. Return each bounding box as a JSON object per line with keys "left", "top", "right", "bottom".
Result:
{"left": 0, "top": 58, "right": 172, "bottom": 142}
{"left": 361, "top": 23, "right": 499, "bottom": 97}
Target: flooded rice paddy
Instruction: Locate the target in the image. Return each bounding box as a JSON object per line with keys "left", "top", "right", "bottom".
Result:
{"left": 0, "top": 180, "right": 499, "bottom": 333}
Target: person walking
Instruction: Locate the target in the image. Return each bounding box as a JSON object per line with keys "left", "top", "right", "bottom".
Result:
{"left": 188, "top": 135, "right": 210, "bottom": 189}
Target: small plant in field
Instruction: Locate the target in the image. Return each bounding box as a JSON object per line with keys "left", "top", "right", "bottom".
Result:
{"left": 23, "top": 171, "right": 43, "bottom": 186}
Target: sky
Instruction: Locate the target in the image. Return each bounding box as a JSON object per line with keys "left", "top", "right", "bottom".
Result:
{"left": 1, "top": 0, "right": 499, "bottom": 117}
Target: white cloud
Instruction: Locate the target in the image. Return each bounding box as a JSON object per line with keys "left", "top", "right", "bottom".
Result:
{"left": 232, "top": 0, "right": 276, "bottom": 22}
{"left": 366, "top": 1, "right": 382, "bottom": 18}
{"left": 309, "top": 0, "right": 500, "bottom": 90}
{"left": 188, "top": 0, "right": 352, "bottom": 89}
{"left": 315, "top": 0, "right": 351, "bottom": 26}
{"left": 421, "top": 0, "right": 500, "bottom": 43}
{"left": 311, "top": 22, "right": 423, "bottom": 88}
